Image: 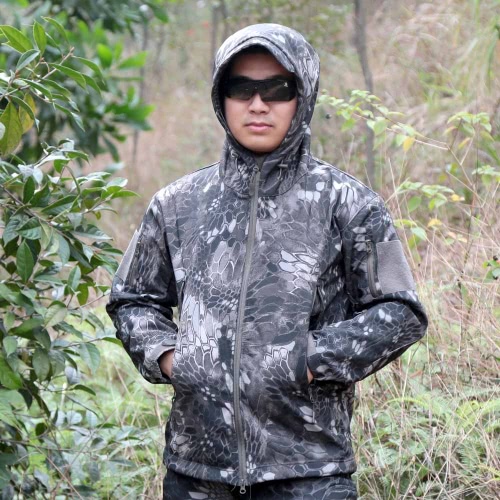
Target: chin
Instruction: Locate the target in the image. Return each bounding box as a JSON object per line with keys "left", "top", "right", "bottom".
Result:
{"left": 244, "top": 142, "right": 278, "bottom": 154}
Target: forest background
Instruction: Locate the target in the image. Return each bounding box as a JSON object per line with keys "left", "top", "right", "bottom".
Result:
{"left": 0, "top": 0, "right": 498, "bottom": 498}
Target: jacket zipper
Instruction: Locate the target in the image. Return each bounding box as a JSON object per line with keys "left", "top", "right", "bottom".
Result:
{"left": 234, "top": 167, "right": 261, "bottom": 494}
{"left": 366, "top": 240, "right": 379, "bottom": 297}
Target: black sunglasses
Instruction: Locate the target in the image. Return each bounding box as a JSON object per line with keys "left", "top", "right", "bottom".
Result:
{"left": 224, "top": 76, "right": 297, "bottom": 102}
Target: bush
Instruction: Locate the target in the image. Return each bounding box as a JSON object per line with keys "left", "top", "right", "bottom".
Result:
{"left": 0, "top": 15, "right": 162, "bottom": 497}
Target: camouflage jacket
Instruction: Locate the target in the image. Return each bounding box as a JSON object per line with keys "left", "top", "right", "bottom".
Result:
{"left": 107, "top": 24, "right": 428, "bottom": 488}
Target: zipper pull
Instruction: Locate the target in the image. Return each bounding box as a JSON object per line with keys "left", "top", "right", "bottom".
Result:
{"left": 239, "top": 485, "right": 246, "bottom": 494}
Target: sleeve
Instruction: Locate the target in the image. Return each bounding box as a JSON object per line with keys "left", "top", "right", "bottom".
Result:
{"left": 106, "top": 194, "right": 179, "bottom": 384}
{"left": 306, "top": 195, "right": 428, "bottom": 384}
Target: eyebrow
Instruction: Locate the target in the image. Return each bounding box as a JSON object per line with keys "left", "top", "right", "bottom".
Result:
{"left": 228, "top": 74, "right": 292, "bottom": 81}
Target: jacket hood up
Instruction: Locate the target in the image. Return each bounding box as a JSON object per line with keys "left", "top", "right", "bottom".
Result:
{"left": 211, "top": 24, "right": 320, "bottom": 197}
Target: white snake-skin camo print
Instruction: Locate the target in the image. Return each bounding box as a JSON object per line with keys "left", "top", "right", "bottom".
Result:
{"left": 107, "top": 23, "right": 428, "bottom": 489}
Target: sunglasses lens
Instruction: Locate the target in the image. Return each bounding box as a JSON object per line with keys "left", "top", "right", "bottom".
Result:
{"left": 225, "top": 80, "right": 255, "bottom": 100}
{"left": 260, "top": 80, "right": 295, "bottom": 101}
{"left": 225, "top": 78, "right": 296, "bottom": 101}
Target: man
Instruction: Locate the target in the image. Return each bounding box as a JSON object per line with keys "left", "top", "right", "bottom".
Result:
{"left": 107, "top": 24, "right": 427, "bottom": 499}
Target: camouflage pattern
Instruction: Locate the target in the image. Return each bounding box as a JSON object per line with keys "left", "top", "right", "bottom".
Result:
{"left": 107, "top": 23, "right": 427, "bottom": 489}
{"left": 164, "top": 468, "right": 357, "bottom": 499}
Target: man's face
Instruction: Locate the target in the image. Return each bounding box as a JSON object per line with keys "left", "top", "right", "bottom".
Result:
{"left": 224, "top": 52, "right": 297, "bottom": 154}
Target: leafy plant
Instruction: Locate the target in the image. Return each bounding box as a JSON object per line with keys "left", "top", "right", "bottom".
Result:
{"left": 0, "top": 1, "right": 167, "bottom": 163}
{"left": 0, "top": 15, "right": 148, "bottom": 497}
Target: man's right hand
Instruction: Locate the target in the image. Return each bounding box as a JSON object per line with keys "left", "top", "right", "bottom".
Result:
{"left": 159, "top": 349, "right": 175, "bottom": 378}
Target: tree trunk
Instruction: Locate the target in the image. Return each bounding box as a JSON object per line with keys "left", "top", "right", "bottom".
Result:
{"left": 210, "top": 3, "right": 219, "bottom": 78}
{"left": 354, "top": 0, "right": 376, "bottom": 188}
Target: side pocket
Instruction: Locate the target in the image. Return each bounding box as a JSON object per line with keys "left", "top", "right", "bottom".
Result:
{"left": 170, "top": 334, "right": 182, "bottom": 383}
{"left": 171, "top": 281, "right": 186, "bottom": 382}
{"left": 309, "top": 283, "right": 325, "bottom": 330}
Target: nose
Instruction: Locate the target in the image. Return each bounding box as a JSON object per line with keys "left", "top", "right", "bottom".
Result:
{"left": 248, "top": 92, "right": 270, "bottom": 113}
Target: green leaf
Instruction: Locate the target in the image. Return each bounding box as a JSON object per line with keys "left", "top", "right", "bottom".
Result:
{"left": 17, "top": 218, "right": 42, "bottom": 240}
{"left": 149, "top": 3, "right": 169, "bottom": 22}
{"left": 96, "top": 44, "right": 113, "bottom": 68}
{"left": 77, "top": 283, "right": 89, "bottom": 306}
{"left": 118, "top": 51, "right": 147, "bottom": 70}
{"left": 0, "top": 284, "right": 20, "bottom": 304}
{"left": 17, "top": 93, "right": 36, "bottom": 133}
{"left": 373, "top": 118, "right": 388, "bottom": 136}
{"left": 0, "top": 25, "right": 33, "bottom": 53}
{"left": 42, "top": 17, "right": 68, "bottom": 44}
{"left": 2, "top": 215, "right": 24, "bottom": 244}
{"left": 3, "top": 312, "right": 15, "bottom": 332}
{"left": 101, "top": 336, "right": 122, "bottom": 346}
{"left": 407, "top": 196, "right": 422, "bottom": 212}
{"left": 40, "top": 194, "right": 76, "bottom": 215}
{"left": 34, "top": 328, "right": 51, "bottom": 350}
{"left": 22, "top": 79, "right": 53, "bottom": 100}
{"left": 58, "top": 235, "right": 70, "bottom": 264}
{"left": 411, "top": 227, "right": 427, "bottom": 241}
{"left": 70, "top": 111, "right": 85, "bottom": 131}
{"left": 52, "top": 64, "right": 87, "bottom": 89}
{"left": 10, "top": 317, "right": 43, "bottom": 337}
{"left": 0, "top": 357, "right": 23, "bottom": 389}
{"left": 16, "top": 49, "right": 40, "bottom": 71}
{"left": 81, "top": 73, "right": 101, "bottom": 94}
{"left": 57, "top": 321, "right": 82, "bottom": 338}
{"left": 74, "top": 224, "right": 111, "bottom": 240}
{"left": 16, "top": 241, "right": 35, "bottom": 282}
{"left": 44, "top": 78, "right": 71, "bottom": 97}
{"left": 73, "top": 56, "right": 103, "bottom": 79}
{"left": 23, "top": 175, "right": 36, "bottom": 203}
{"left": 110, "top": 189, "right": 138, "bottom": 199}
{"left": 32, "top": 347, "right": 50, "bottom": 380}
{"left": 44, "top": 302, "right": 68, "bottom": 328}
{"left": 49, "top": 349, "right": 65, "bottom": 376}
{"left": 340, "top": 117, "right": 356, "bottom": 132}
{"left": 85, "top": 312, "right": 105, "bottom": 332}
{"left": 33, "top": 21, "right": 47, "bottom": 54}
{"left": 40, "top": 222, "right": 53, "bottom": 249}
{"left": 3, "top": 337, "right": 17, "bottom": 357}
{"left": 0, "top": 399, "right": 18, "bottom": 427}
{"left": 79, "top": 343, "right": 100, "bottom": 374}
{"left": 0, "top": 101, "right": 23, "bottom": 156}
{"left": 73, "top": 384, "right": 96, "bottom": 396}
{"left": 67, "top": 266, "right": 82, "bottom": 293}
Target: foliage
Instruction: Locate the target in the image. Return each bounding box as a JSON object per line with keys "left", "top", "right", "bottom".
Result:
{"left": 354, "top": 351, "right": 500, "bottom": 499}
{"left": 0, "top": 14, "right": 150, "bottom": 498}
{"left": 318, "top": 90, "right": 500, "bottom": 253}
{"left": 0, "top": 0, "right": 169, "bottom": 163}
{"left": 316, "top": 80, "right": 499, "bottom": 500}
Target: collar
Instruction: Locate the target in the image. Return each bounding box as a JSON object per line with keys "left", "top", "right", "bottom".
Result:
{"left": 219, "top": 125, "right": 312, "bottom": 198}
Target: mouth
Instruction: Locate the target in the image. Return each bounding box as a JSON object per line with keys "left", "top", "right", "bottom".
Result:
{"left": 246, "top": 122, "right": 272, "bottom": 132}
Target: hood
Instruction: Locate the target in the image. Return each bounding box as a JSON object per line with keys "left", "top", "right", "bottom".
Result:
{"left": 211, "top": 24, "right": 320, "bottom": 197}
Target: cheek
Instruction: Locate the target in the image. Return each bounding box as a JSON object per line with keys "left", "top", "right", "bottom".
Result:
{"left": 224, "top": 99, "right": 240, "bottom": 133}
{"left": 278, "top": 100, "right": 297, "bottom": 131}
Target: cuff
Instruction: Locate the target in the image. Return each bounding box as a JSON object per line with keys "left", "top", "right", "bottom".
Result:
{"left": 147, "top": 340, "right": 177, "bottom": 384}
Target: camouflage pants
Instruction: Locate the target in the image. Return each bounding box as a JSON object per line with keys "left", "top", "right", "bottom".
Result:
{"left": 163, "top": 469, "right": 357, "bottom": 499}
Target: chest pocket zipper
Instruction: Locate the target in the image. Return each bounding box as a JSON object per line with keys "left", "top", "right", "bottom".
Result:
{"left": 366, "top": 241, "right": 381, "bottom": 298}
